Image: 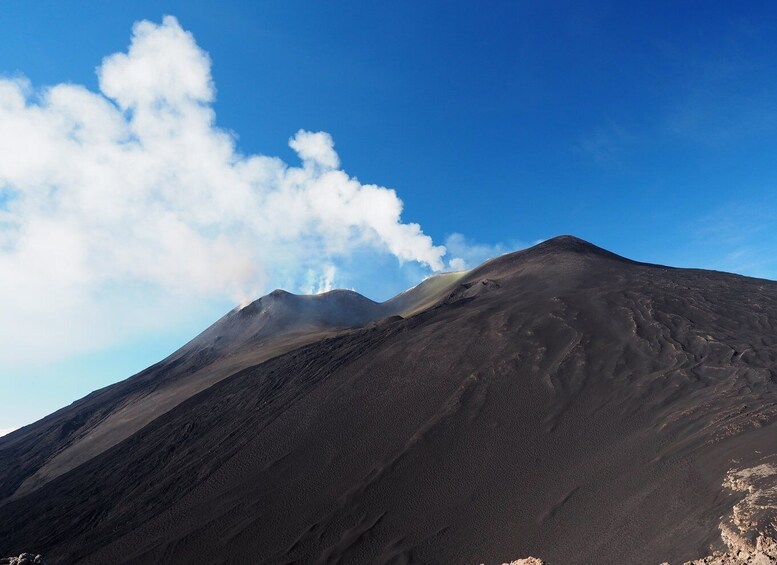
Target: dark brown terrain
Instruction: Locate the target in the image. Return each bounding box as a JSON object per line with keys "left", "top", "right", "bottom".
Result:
{"left": 2, "top": 236, "right": 777, "bottom": 564}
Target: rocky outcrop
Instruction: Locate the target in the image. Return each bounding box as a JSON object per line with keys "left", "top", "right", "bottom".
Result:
{"left": 480, "top": 559, "right": 549, "bottom": 565}
{"left": 495, "top": 461, "right": 777, "bottom": 565}
{"left": 0, "top": 555, "right": 46, "bottom": 565}
{"left": 677, "top": 461, "right": 777, "bottom": 564}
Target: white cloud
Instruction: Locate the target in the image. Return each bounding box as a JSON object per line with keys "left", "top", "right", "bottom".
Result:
{"left": 289, "top": 130, "right": 340, "bottom": 170}
{"left": 447, "top": 257, "right": 468, "bottom": 271}
{"left": 0, "top": 427, "right": 17, "bottom": 437}
{"left": 0, "top": 16, "right": 446, "bottom": 367}
{"left": 445, "top": 233, "right": 516, "bottom": 270}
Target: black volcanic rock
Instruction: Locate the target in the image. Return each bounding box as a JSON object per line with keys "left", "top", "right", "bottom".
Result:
{"left": 2, "top": 236, "right": 777, "bottom": 564}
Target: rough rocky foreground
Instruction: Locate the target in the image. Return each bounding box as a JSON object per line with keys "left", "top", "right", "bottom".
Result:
{"left": 502, "top": 460, "right": 777, "bottom": 564}
{"left": 0, "top": 555, "right": 46, "bottom": 565}
{"left": 679, "top": 458, "right": 777, "bottom": 564}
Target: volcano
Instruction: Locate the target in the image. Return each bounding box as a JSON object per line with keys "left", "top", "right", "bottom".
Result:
{"left": 2, "top": 236, "right": 777, "bottom": 564}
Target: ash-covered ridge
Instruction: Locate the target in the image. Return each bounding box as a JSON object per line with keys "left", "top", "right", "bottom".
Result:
{"left": 3, "top": 236, "right": 777, "bottom": 564}
{"left": 0, "top": 270, "right": 466, "bottom": 503}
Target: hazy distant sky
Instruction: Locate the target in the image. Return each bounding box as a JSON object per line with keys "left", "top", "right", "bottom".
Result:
{"left": 2, "top": 1, "right": 777, "bottom": 432}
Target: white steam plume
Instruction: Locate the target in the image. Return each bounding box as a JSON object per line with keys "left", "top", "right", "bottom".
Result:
{"left": 0, "top": 16, "right": 446, "bottom": 366}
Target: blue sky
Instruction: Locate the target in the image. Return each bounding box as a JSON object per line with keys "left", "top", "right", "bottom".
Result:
{"left": 1, "top": 1, "right": 777, "bottom": 432}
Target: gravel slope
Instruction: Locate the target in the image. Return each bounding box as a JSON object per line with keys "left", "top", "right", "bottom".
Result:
{"left": 2, "top": 236, "right": 777, "bottom": 564}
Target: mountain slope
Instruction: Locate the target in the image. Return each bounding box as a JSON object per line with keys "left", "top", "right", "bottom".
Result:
{"left": 2, "top": 236, "right": 777, "bottom": 564}
{"left": 0, "top": 277, "right": 465, "bottom": 503}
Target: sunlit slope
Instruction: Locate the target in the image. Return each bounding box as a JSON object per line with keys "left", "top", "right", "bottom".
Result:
{"left": 0, "top": 275, "right": 466, "bottom": 501}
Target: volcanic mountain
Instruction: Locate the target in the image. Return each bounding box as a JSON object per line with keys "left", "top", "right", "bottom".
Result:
{"left": 2, "top": 236, "right": 777, "bottom": 564}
